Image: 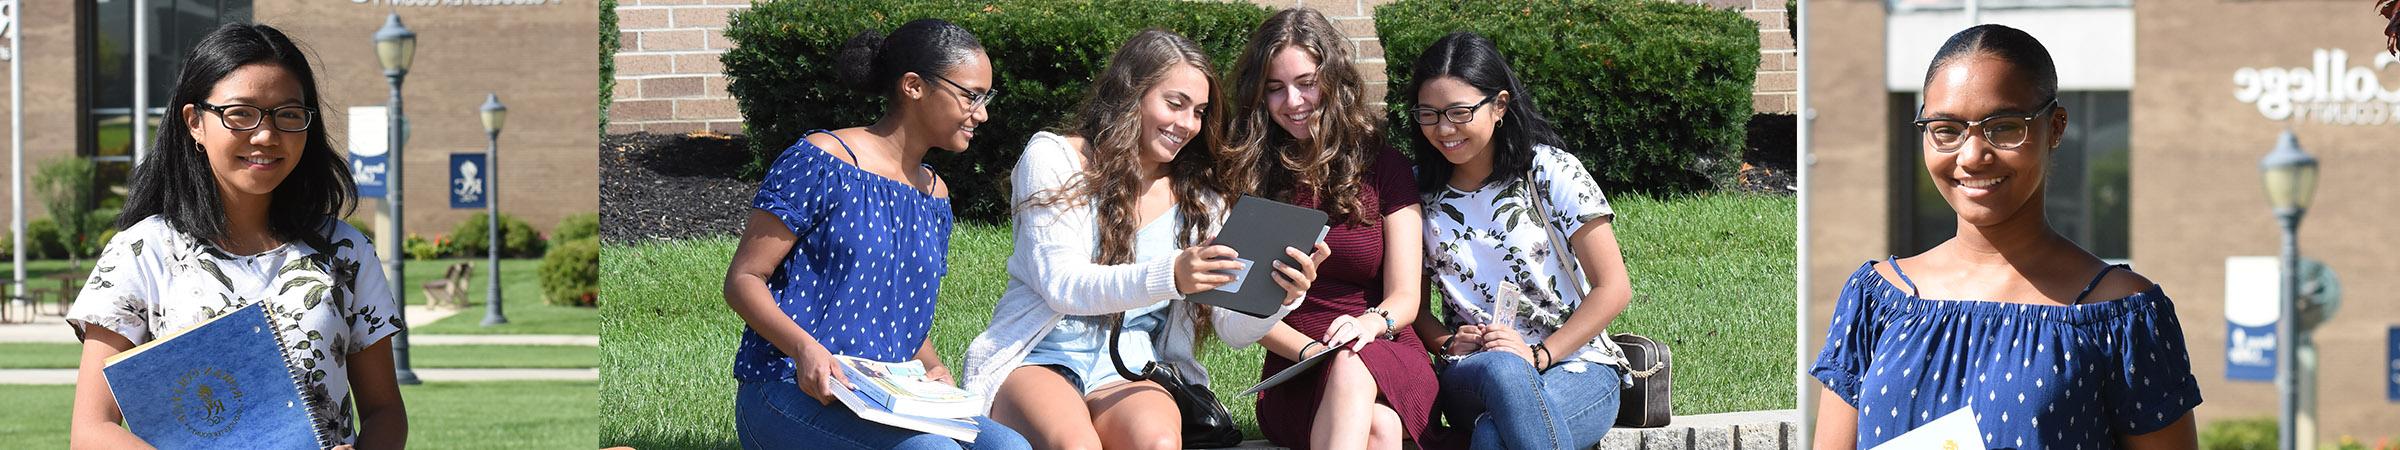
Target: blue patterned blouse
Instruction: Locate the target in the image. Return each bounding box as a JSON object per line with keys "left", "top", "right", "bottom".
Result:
{"left": 733, "top": 130, "right": 954, "bottom": 383}
{"left": 1812, "top": 259, "right": 2202, "bottom": 449}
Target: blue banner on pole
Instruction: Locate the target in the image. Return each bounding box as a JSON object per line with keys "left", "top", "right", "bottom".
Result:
{"left": 2225, "top": 257, "right": 2279, "bottom": 382}
{"left": 347, "top": 106, "right": 390, "bottom": 199}
{"left": 450, "top": 153, "right": 487, "bottom": 209}
{"left": 2387, "top": 327, "right": 2398, "bottom": 402}
{"left": 352, "top": 154, "right": 387, "bottom": 198}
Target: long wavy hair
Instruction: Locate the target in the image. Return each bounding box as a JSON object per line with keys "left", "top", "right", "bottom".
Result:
{"left": 1023, "top": 29, "right": 1232, "bottom": 338}
{"left": 1222, "top": 7, "right": 1383, "bottom": 226}
{"left": 119, "top": 23, "right": 355, "bottom": 246}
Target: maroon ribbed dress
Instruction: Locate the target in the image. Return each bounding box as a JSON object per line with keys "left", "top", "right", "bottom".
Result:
{"left": 1254, "top": 146, "right": 1438, "bottom": 449}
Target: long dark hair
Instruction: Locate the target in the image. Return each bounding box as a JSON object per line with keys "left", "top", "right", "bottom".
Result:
{"left": 118, "top": 23, "right": 354, "bottom": 245}
{"left": 836, "top": 18, "right": 985, "bottom": 100}
{"left": 1406, "top": 31, "right": 1564, "bottom": 194}
{"left": 1221, "top": 8, "right": 1383, "bottom": 226}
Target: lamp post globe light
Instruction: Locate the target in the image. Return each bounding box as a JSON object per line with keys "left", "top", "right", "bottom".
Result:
{"left": 375, "top": 12, "right": 420, "bottom": 385}
{"left": 2259, "top": 129, "right": 2317, "bottom": 450}
{"left": 480, "top": 93, "right": 508, "bottom": 326}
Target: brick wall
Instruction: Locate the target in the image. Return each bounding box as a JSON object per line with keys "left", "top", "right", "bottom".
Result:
{"left": 609, "top": 0, "right": 749, "bottom": 135}
{"left": 604, "top": 0, "right": 1794, "bottom": 134}
{"left": 1745, "top": 0, "right": 1799, "bottom": 115}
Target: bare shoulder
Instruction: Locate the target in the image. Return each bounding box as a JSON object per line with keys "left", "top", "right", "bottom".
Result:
{"left": 929, "top": 172, "right": 951, "bottom": 199}
{"left": 2086, "top": 264, "right": 2159, "bottom": 302}
{"left": 809, "top": 127, "right": 873, "bottom": 165}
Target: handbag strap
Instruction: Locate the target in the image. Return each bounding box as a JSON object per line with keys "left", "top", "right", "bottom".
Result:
{"left": 1523, "top": 169, "right": 1590, "bottom": 310}
{"left": 1106, "top": 311, "right": 1161, "bottom": 381}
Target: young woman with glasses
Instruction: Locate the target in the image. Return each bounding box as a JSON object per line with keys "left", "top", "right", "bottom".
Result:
{"left": 1810, "top": 24, "right": 2201, "bottom": 450}
{"left": 68, "top": 23, "right": 403, "bottom": 449}
{"left": 1222, "top": 7, "right": 1437, "bottom": 450}
{"left": 1405, "top": 31, "right": 1637, "bottom": 450}
{"left": 720, "top": 18, "right": 1029, "bottom": 450}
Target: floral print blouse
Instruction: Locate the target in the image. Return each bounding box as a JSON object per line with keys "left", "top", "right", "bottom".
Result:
{"left": 1421, "top": 144, "right": 1628, "bottom": 371}
{"left": 67, "top": 216, "right": 402, "bottom": 445}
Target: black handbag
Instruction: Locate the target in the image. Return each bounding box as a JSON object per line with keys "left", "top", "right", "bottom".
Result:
{"left": 1611, "top": 332, "right": 1672, "bottom": 428}
{"left": 1107, "top": 311, "right": 1246, "bottom": 449}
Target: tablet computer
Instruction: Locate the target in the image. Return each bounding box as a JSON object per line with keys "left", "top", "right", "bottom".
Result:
{"left": 1186, "top": 195, "right": 1329, "bottom": 319}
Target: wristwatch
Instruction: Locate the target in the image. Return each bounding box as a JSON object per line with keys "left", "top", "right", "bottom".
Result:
{"left": 1363, "top": 307, "right": 1398, "bottom": 341}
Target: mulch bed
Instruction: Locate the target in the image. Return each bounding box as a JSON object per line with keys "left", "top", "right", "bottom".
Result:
{"left": 599, "top": 132, "right": 760, "bottom": 243}
{"left": 601, "top": 117, "right": 1799, "bottom": 242}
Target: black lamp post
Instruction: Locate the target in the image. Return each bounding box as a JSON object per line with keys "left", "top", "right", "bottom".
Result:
{"left": 2258, "top": 129, "right": 2318, "bottom": 450}
{"left": 479, "top": 93, "right": 509, "bottom": 326}
{"left": 375, "top": 12, "right": 421, "bottom": 385}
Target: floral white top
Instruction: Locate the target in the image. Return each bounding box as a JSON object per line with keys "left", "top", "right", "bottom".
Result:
{"left": 67, "top": 216, "right": 402, "bottom": 445}
{"left": 1421, "top": 144, "right": 1627, "bottom": 372}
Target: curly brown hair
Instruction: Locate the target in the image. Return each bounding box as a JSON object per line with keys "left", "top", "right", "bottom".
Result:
{"left": 1221, "top": 7, "right": 1385, "bottom": 226}
{"left": 1021, "top": 29, "right": 1233, "bottom": 339}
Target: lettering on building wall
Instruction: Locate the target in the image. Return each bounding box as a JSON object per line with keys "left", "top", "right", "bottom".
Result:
{"left": 2233, "top": 48, "right": 2400, "bottom": 126}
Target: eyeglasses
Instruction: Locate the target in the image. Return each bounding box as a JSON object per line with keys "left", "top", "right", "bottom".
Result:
{"left": 924, "top": 72, "right": 997, "bottom": 109}
{"left": 1406, "top": 93, "right": 1499, "bottom": 126}
{"left": 1911, "top": 98, "right": 2057, "bottom": 152}
{"left": 196, "top": 102, "right": 316, "bottom": 133}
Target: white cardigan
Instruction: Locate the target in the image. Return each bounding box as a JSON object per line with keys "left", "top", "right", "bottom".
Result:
{"left": 962, "top": 132, "right": 1297, "bottom": 414}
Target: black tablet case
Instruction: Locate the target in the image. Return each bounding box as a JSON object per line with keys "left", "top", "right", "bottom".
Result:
{"left": 1185, "top": 196, "right": 1328, "bottom": 318}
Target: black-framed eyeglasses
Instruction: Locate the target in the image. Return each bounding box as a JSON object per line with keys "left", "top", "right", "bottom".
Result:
{"left": 196, "top": 102, "right": 317, "bottom": 133}
{"left": 1406, "top": 93, "right": 1499, "bottom": 126}
{"left": 1911, "top": 97, "right": 2057, "bottom": 152}
{"left": 924, "top": 72, "right": 997, "bottom": 109}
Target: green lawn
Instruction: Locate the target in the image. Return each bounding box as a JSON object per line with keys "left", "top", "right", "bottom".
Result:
{"left": 600, "top": 193, "right": 1796, "bottom": 448}
{"left": 2, "top": 257, "right": 597, "bottom": 336}
{"left": 0, "top": 381, "right": 597, "bottom": 448}
{"left": 0, "top": 343, "right": 595, "bottom": 369}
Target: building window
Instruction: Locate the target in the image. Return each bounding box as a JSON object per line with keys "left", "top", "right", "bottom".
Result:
{"left": 81, "top": 0, "right": 253, "bottom": 196}
{"left": 1888, "top": 91, "right": 2132, "bottom": 260}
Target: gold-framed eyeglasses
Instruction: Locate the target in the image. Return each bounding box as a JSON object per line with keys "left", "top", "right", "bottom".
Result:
{"left": 196, "top": 102, "right": 316, "bottom": 133}
{"left": 924, "top": 72, "right": 997, "bottom": 109}
{"left": 1911, "top": 98, "right": 2056, "bottom": 152}
{"left": 1406, "top": 92, "right": 1499, "bottom": 126}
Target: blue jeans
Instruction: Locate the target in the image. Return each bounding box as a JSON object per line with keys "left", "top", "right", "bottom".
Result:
{"left": 736, "top": 377, "right": 1031, "bottom": 450}
{"left": 1437, "top": 351, "right": 1623, "bottom": 450}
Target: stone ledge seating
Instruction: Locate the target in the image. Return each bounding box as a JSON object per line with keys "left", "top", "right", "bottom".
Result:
{"left": 1213, "top": 410, "right": 1801, "bottom": 450}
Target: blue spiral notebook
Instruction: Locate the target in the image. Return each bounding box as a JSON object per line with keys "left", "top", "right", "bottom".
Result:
{"left": 103, "top": 302, "right": 329, "bottom": 449}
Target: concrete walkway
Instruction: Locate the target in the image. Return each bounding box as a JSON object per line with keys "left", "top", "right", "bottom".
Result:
{"left": 0, "top": 305, "right": 594, "bottom": 346}
{"left": 0, "top": 368, "right": 599, "bottom": 385}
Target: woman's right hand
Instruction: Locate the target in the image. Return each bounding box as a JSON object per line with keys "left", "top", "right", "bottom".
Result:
{"left": 1174, "top": 245, "right": 1244, "bottom": 294}
{"left": 792, "top": 340, "right": 851, "bottom": 406}
{"left": 1444, "top": 324, "right": 1487, "bottom": 356}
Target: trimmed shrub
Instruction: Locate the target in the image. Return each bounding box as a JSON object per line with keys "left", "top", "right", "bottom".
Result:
{"left": 405, "top": 234, "right": 444, "bottom": 261}
{"left": 541, "top": 238, "right": 600, "bottom": 307}
{"left": 553, "top": 212, "right": 600, "bottom": 243}
{"left": 27, "top": 218, "right": 64, "bottom": 260}
{"left": 1375, "top": 0, "right": 1760, "bottom": 193}
{"left": 445, "top": 213, "right": 546, "bottom": 259}
{"left": 600, "top": 0, "right": 620, "bottom": 135}
{"left": 721, "top": 0, "right": 1271, "bottom": 222}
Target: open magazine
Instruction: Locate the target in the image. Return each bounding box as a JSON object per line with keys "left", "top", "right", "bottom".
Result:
{"left": 1869, "top": 407, "right": 1983, "bottom": 450}
{"left": 830, "top": 355, "right": 983, "bottom": 442}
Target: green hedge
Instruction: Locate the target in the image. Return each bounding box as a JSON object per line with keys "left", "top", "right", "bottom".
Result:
{"left": 721, "top": 0, "right": 1270, "bottom": 222}
{"left": 542, "top": 238, "right": 600, "bottom": 307}
{"left": 600, "top": 0, "right": 620, "bottom": 136}
{"left": 444, "top": 213, "right": 546, "bottom": 259}
{"left": 1375, "top": 0, "right": 1759, "bottom": 193}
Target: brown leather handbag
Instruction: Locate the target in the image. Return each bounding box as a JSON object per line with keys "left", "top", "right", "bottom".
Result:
{"left": 1610, "top": 333, "right": 1672, "bottom": 428}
